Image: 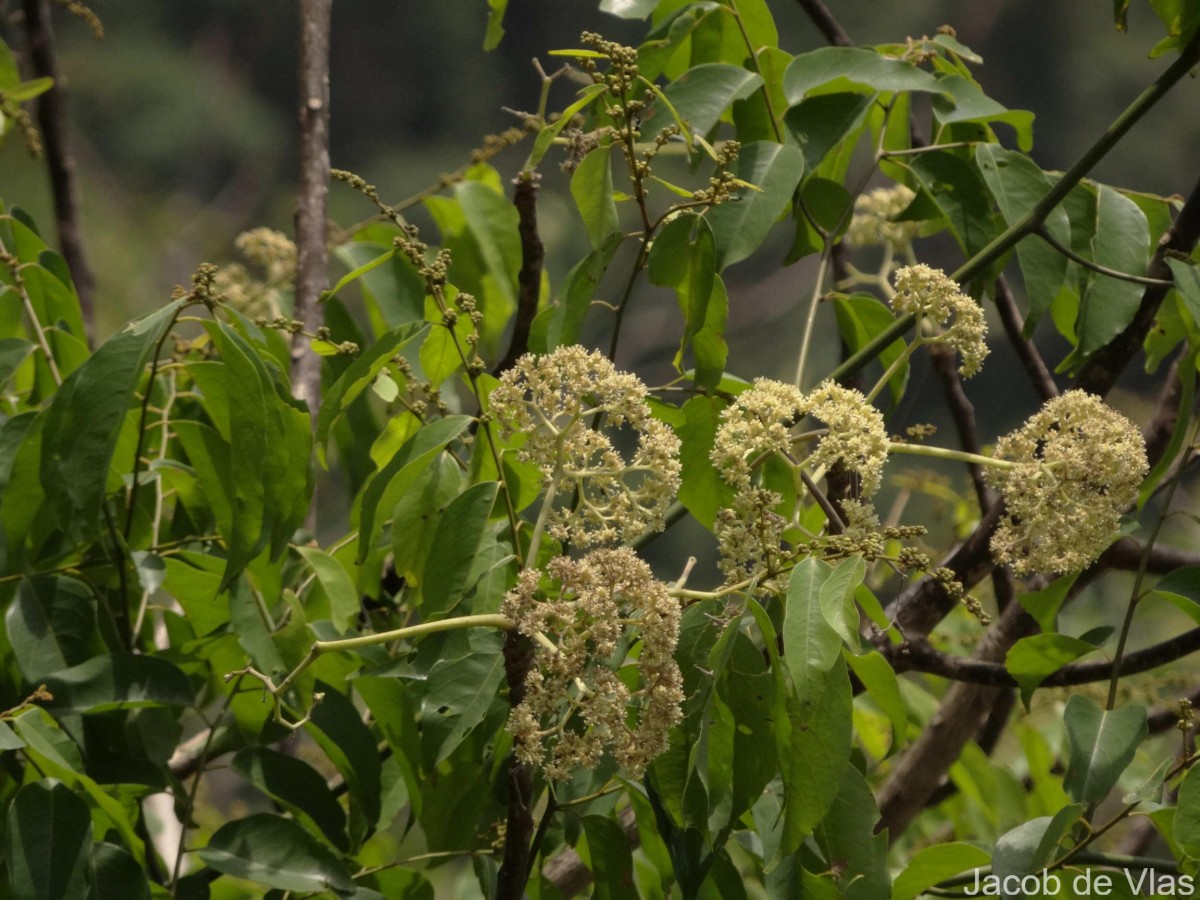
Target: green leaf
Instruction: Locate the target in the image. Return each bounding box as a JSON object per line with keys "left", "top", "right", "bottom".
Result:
{"left": 332, "top": 241, "right": 425, "bottom": 329}
{"left": 782, "top": 558, "right": 842, "bottom": 708}
{"left": 1168, "top": 256, "right": 1200, "bottom": 324}
{"left": 308, "top": 681, "right": 383, "bottom": 842}
{"left": 975, "top": 144, "right": 1071, "bottom": 330}
{"left": 892, "top": 842, "right": 992, "bottom": 900}
{"left": 832, "top": 293, "right": 908, "bottom": 405}
{"left": 89, "top": 842, "right": 151, "bottom": 900}
{"left": 788, "top": 176, "right": 853, "bottom": 262}
{"left": 675, "top": 395, "right": 734, "bottom": 529}
{"left": 420, "top": 629, "right": 505, "bottom": 765}
{"left": 527, "top": 83, "right": 609, "bottom": 168}
{"left": 296, "top": 546, "right": 361, "bottom": 627}
{"left": 933, "top": 74, "right": 1034, "bottom": 151}
{"left": 904, "top": 149, "right": 998, "bottom": 256}
{"left": 41, "top": 652, "right": 193, "bottom": 713}
{"left": 845, "top": 651, "right": 906, "bottom": 756}
{"left": 5, "top": 575, "right": 96, "bottom": 682}
{"left": 314, "top": 322, "right": 426, "bottom": 466}
{"left": 583, "top": 815, "right": 636, "bottom": 900}
{"left": 1005, "top": 634, "right": 1098, "bottom": 710}
{"left": 483, "top": 0, "right": 507, "bottom": 49}
{"left": 529, "top": 235, "right": 622, "bottom": 352}
{"left": 40, "top": 299, "right": 186, "bottom": 545}
{"left": 1174, "top": 764, "right": 1200, "bottom": 857}
{"left": 818, "top": 555, "right": 865, "bottom": 648}
{"left": 784, "top": 92, "right": 873, "bottom": 174}
{"left": 783, "top": 47, "right": 948, "bottom": 104}
{"left": 1016, "top": 572, "right": 1080, "bottom": 633}
{"left": 198, "top": 815, "right": 353, "bottom": 895}
{"left": 1123, "top": 756, "right": 1173, "bottom": 805}
{"left": 1072, "top": 184, "right": 1150, "bottom": 360}
{"left": 707, "top": 141, "right": 804, "bottom": 269}
{"left": 7, "top": 76, "right": 54, "bottom": 102}
{"left": 421, "top": 481, "right": 499, "bottom": 618}
{"left": 571, "top": 145, "right": 620, "bottom": 250}
{"left": 991, "top": 805, "right": 1083, "bottom": 882}
{"left": 599, "top": 0, "right": 659, "bottom": 16}
{"left": 1062, "top": 696, "right": 1147, "bottom": 804}
{"left": 0, "top": 337, "right": 32, "bottom": 385}
{"left": 644, "top": 64, "right": 763, "bottom": 137}
{"left": 233, "top": 748, "right": 349, "bottom": 851}
{"left": 455, "top": 179, "right": 521, "bottom": 311}
{"left": 1152, "top": 566, "right": 1200, "bottom": 626}
{"left": 813, "top": 767, "right": 890, "bottom": 900}
{"left": 4, "top": 781, "right": 92, "bottom": 900}
{"left": 648, "top": 213, "right": 716, "bottom": 375}
{"left": 356, "top": 415, "right": 473, "bottom": 564}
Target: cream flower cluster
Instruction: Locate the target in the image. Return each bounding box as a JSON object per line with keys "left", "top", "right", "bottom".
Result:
{"left": 845, "top": 184, "right": 920, "bottom": 250}
{"left": 984, "top": 391, "right": 1147, "bottom": 575}
{"left": 489, "top": 346, "right": 681, "bottom": 546}
{"left": 892, "top": 264, "right": 989, "bottom": 377}
{"left": 213, "top": 228, "right": 297, "bottom": 318}
{"left": 502, "top": 548, "right": 683, "bottom": 780}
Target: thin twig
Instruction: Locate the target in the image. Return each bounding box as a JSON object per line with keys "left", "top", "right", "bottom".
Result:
{"left": 992, "top": 275, "right": 1058, "bottom": 402}
{"left": 793, "top": 0, "right": 852, "bottom": 46}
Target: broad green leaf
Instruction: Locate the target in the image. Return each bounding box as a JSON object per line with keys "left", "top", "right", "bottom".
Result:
{"left": 1174, "top": 764, "right": 1200, "bottom": 857}
{"left": 198, "top": 814, "right": 354, "bottom": 895}
{"left": 296, "top": 546, "right": 361, "bottom": 627}
{"left": 233, "top": 747, "right": 349, "bottom": 851}
{"left": 583, "top": 815, "right": 636, "bottom": 900}
{"left": 1123, "top": 756, "right": 1172, "bottom": 805}
{"left": 644, "top": 63, "right": 763, "bottom": 137}
{"left": 0, "top": 336, "right": 32, "bottom": 385}
{"left": 1072, "top": 184, "right": 1150, "bottom": 360}
{"left": 1152, "top": 566, "right": 1200, "bottom": 626}
{"left": 707, "top": 141, "right": 804, "bottom": 269}
{"left": 783, "top": 47, "right": 948, "bottom": 104}
{"left": 571, "top": 145, "right": 620, "bottom": 250}
{"left": 528, "top": 235, "right": 622, "bottom": 352}
{"left": 314, "top": 321, "right": 425, "bottom": 465}
{"left": 42, "top": 652, "right": 193, "bottom": 713}
{"left": 648, "top": 213, "right": 716, "bottom": 374}
{"left": 332, "top": 241, "right": 425, "bottom": 329}
{"left": 732, "top": 0, "right": 779, "bottom": 51}
{"left": 390, "top": 454, "right": 463, "bottom": 584}
{"left": 782, "top": 559, "right": 841, "bottom": 708}
{"left": 308, "top": 681, "right": 383, "bottom": 844}
{"left": 4, "top": 781, "right": 92, "bottom": 900}
{"left": 904, "top": 149, "right": 998, "bottom": 256}
{"left": 483, "top": 0, "right": 506, "bottom": 49}
{"left": 991, "top": 805, "right": 1083, "bottom": 882}
{"left": 832, "top": 293, "right": 908, "bottom": 405}
{"left": 40, "top": 298, "right": 186, "bottom": 545}
{"left": 933, "top": 74, "right": 1034, "bottom": 151}
{"left": 89, "top": 842, "right": 151, "bottom": 900}
{"left": 975, "top": 144, "right": 1071, "bottom": 330}
{"left": 228, "top": 574, "right": 288, "bottom": 677}
{"left": 784, "top": 92, "right": 873, "bottom": 174}
{"left": 691, "top": 273, "right": 729, "bottom": 389}
{"left": 420, "top": 629, "right": 505, "bottom": 765}
{"left": 1168, "top": 256, "right": 1200, "bottom": 324}
{"left": 892, "top": 842, "right": 991, "bottom": 900}
{"left": 421, "top": 481, "right": 500, "bottom": 619}
{"left": 356, "top": 415, "right": 473, "bottom": 564}
{"left": 1062, "top": 696, "right": 1147, "bottom": 804}
{"left": 675, "top": 395, "right": 733, "bottom": 528}
{"left": 1017, "top": 572, "right": 1080, "bottom": 633}
{"left": 813, "top": 767, "right": 890, "bottom": 900}
{"left": 456, "top": 179, "right": 521, "bottom": 310}
{"left": 818, "top": 555, "right": 865, "bottom": 648}
{"left": 1005, "top": 634, "right": 1098, "bottom": 710}
{"left": 788, "top": 176, "right": 853, "bottom": 262}
{"left": 845, "top": 651, "right": 906, "bottom": 756}
{"left": 5, "top": 575, "right": 96, "bottom": 682}
{"left": 600, "top": 0, "right": 659, "bottom": 17}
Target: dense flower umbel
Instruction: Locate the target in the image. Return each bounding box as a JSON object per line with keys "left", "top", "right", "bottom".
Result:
{"left": 892, "top": 264, "right": 989, "bottom": 377}
{"left": 985, "top": 391, "right": 1148, "bottom": 575}
{"left": 489, "top": 346, "right": 681, "bottom": 546}
{"left": 502, "top": 548, "right": 683, "bottom": 780}
{"left": 845, "top": 185, "right": 920, "bottom": 250}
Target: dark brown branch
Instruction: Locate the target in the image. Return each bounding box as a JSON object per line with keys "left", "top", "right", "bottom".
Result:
{"left": 21, "top": 0, "right": 95, "bottom": 341}
{"left": 291, "top": 0, "right": 332, "bottom": 412}
{"left": 497, "top": 630, "right": 537, "bottom": 900}
{"left": 494, "top": 172, "right": 543, "bottom": 376}
{"left": 993, "top": 275, "right": 1058, "bottom": 403}
{"left": 888, "top": 626, "right": 1200, "bottom": 687}
{"left": 793, "top": 0, "right": 852, "bottom": 46}
{"left": 1078, "top": 174, "right": 1200, "bottom": 397}
{"left": 1143, "top": 355, "right": 1190, "bottom": 470}
{"left": 925, "top": 688, "right": 1015, "bottom": 806}
{"left": 929, "top": 344, "right": 991, "bottom": 510}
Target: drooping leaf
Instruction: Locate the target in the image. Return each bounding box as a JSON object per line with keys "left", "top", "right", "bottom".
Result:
{"left": 784, "top": 92, "right": 873, "bottom": 174}
{"left": 933, "top": 74, "right": 1034, "bottom": 151}
{"left": 1062, "top": 696, "right": 1147, "bottom": 804}
{"left": 674, "top": 395, "right": 734, "bottom": 529}
{"left": 707, "top": 141, "right": 803, "bottom": 269}
{"left": 892, "top": 842, "right": 992, "bottom": 900}
{"left": 644, "top": 63, "right": 763, "bottom": 137}
{"left": 904, "top": 149, "right": 998, "bottom": 257}
{"left": 1152, "top": 566, "right": 1200, "bottom": 626}
{"left": 782, "top": 559, "right": 841, "bottom": 709}
{"left": 40, "top": 299, "right": 186, "bottom": 545}
{"left": 1016, "top": 572, "right": 1080, "bottom": 633}
{"left": 4, "top": 781, "right": 93, "bottom": 900}
{"left": 975, "top": 143, "right": 1071, "bottom": 331}
{"left": 648, "top": 213, "right": 717, "bottom": 378}
{"left": 528, "top": 235, "right": 623, "bottom": 352}
{"left": 307, "top": 681, "right": 383, "bottom": 842}
{"left": 89, "top": 842, "right": 152, "bottom": 900}
{"left": 5, "top": 575, "right": 96, "bottom": 682}
{"left": 420, "top": 629, "right": 505, "bottom": 765}
{"left": 1174, "top": 764, "right": 1200, "bottom": 857}
{"left": 198, "top": 815, "right": 353, "bottom": 895}
{"left": 845, "top": 651, "right": 907, "bottom": 756}
{"left": 783, "top": 47, "right": 948, "bottom": 104}
{"left": 583, "top": 814, "right": 636, "bottom": 900}
{"left": 296, "top": 546, "right": 361, "bottom": 627}
{"left": 332, "top": 241, "right": 425, "bottom": 330}
{"left": 421, "top": 481, "right": 500, "bottom": 619}
{"left": 813, "top": 767, "right": 890, "bottom": 900}
{"left": 818, "top": 555, "right": 865, "bottom": 649}
{"left": 1005, "top": 634, "right": 1098, "bottom": 710}
{"left": 41, "top": 652, "right": 193, "bottom": 714}
{"left": 233, "top": 748, "right": 349, "bottom": 851}
{"left": 571, "top": 145, "right": 620, "bottom": 250}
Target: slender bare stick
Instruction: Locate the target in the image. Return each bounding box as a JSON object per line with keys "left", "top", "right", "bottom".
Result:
{"left": 21, "top": 0, "right": 96, "bottom": 342}
{"left": 291, "top": 0, "right": 332, "bottom": 412}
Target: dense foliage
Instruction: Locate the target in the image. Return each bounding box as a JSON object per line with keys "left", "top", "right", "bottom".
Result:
{"left": 3, "top": 1, "right": 1200, "bottom": 897}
